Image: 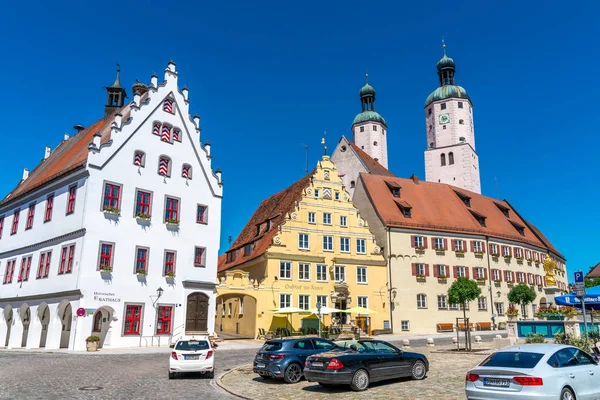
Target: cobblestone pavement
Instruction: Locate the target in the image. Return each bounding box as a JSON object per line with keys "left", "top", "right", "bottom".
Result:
{"left": 0, "top": 347, "right": 258, "bottom": 400}
{"left": 219, "top": 345, "right": 495, "bottom": 400}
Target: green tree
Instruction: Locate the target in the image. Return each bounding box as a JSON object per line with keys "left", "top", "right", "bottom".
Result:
{"left": 508, "top": 283, "right": 537, "bottom": 317}
{"left": 448, "top": 278, "right": 482, "bottom": 350}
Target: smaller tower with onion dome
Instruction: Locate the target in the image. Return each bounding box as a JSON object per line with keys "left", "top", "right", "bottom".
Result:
{"left": 351, "top": 74, "right": 388, "bottom": 168}
{"left": 424, "top": 40, "right": 481, "bottom": 194}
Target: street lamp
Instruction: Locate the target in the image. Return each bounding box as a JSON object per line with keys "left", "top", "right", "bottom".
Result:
{"left": 152, "top": 287, "right": 164, "bottom": 307}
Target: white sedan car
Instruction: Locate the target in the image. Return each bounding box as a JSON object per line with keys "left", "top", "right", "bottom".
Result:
{"left": 169, "top": 337, "right": 215, "bottom": 379}
{"left": 466, "top": 344, "right": 600, "bottom": 400}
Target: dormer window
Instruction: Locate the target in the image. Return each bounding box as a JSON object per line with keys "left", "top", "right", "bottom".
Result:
{"left": 454, "top": 190, "right": 471, "bottom": 207}
{"left": 494, "top": 202, "right": 510, "bottom": 218}
{"left": 386, "top": 182, "right": 401, "bottom": 197}
{"left": 244, "top": 244, "right": 252, "bottom": 256}
{"left": 394, "top": 200, "right": 412, "bottom": 218}
{"left": 469, "top": 210, "right": 486, "bottom": 227}
{"left": 392, "top": 188, "right": 400, "bottom": 197}
{"left": 509, "top": 220, "right": 526, "bottom": 236}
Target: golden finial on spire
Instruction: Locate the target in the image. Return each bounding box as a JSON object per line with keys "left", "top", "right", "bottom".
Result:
{"left": 442, "top": 36, "right": 446, "bottom": 56}
{"left": 321, "top": 130, "right": 327, "bottom": 156}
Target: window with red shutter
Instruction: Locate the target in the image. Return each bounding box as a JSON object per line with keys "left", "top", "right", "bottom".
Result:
{"left": 123, "top": 304, "right": 143, "bottom": 335}
{"left": 43, "top": 251, "right": 51, "bottom": 277}
{"left": 135, "top": 190, "right": 152, "bottom": 217}
{"left": 66, "top": 185, "right": 77, "bottom": 214}
{"left": 156, "top": 306, "right": 173, "bottom": 334}
{"left": 99, "top": 243, "right": 113, "bottom": 271}
{"left": 194, "top": 247, "right": 206, "bottom": 267}
{"left": 165, "top": 197, "right": 179, "bottom": 223}
{"left": 443, "top": 238, "right": 448, "bottom": 250}
{"left": 0, "top": 215, "right": 4, "bottom": 239}
{"left": 412, "top": 263, "right": 417, "bottom": 276}
{"left": 164, "top": 251, "right": 176, "bottom": 275}
{"left": 25, "top": 203, "right": 35, "bottom": 230}
{"left": 66, "top": 245, "right": 75, "bottom": 273}
{"left": 425, "top": 264, "right": 430, "bottom": 276}
{"left": 37, "top": 253, "right": 45, "bottom": 279}
{"left": 102, "top": 183, "right": 121, "bottom": 211}
{"left": 59, "top": 247, "right": 68, "bottom": 274}
{"left": 135, "top": 247, "right": 148, "bottom": 273}
{"left": 45, "top": 194, "right": 54, "bottom": 222}
{"left": 11, "top": 209, "right": 20, "bottom": 235}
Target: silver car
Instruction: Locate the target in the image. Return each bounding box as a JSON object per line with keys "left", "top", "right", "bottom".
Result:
{"left": 465, "top": 344, "right": 600, "bottom": 400}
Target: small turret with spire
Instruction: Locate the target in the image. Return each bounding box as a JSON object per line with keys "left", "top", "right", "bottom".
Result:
{"left": 104, "top": 64, "right": 127, "bottom": 117}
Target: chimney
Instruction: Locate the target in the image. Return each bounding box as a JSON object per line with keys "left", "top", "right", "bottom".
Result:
{"left": 63, "top": 133, "right": 69, "bottom": 141}
{"left": 193, "top": 114, "right": 200, "bottom": 129}
{"left": 182, "top": 86, "right": 189, "bottom": 102}
{"left": 73, "top": 125, "right": 85, "bottom": 133}
{"left": 204, "top": 141, "right": 211, "bottom": 157}
{"left": 22, "top": 168, "right": 29, "bottom": 180}
{"left": 44, "top": 146, "right": 51, "bottom": 160}
{"left": 215, "top": 168, "right": 222, "bottom": 184}
{"left": 410, "top": 174, "right": 419, "bottom": 184}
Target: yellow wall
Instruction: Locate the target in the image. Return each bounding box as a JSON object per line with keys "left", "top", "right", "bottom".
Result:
{"left": 216, "top": 156, "right": 390, "bottom": 338}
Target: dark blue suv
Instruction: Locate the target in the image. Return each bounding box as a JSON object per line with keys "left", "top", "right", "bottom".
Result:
{"left": 253, "top": 338, "right": 336, "bottom": 383}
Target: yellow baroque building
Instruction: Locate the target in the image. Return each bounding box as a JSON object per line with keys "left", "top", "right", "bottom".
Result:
{"left": 216, "top": 156, "right": 389, "bottom": 339}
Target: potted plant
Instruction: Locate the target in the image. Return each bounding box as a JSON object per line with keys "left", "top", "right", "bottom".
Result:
{"left": 415, "top": 246, "right": 426, "bottom": 252}
{"left": 504, "top": 255, "right": 512, "bottom": 262}
{"left": 435, "top": 247, "right": 445, "bottom": 254}
{"left": 506, "top": 306, "right": 519, "bottom": 320}
{"left": 165, "top": 271, "right": 176, "bottom": 279}
{"left": 438, "top": 274, "right": 448, "bottom": 281}
{"left": 476, "top": 277, "right": 486, "bottom": 285}
{"left": 165, "top": 219, "right": 179, "bottom": 227}
{"left": 136, "top": 269, "right": 148, "bottom": 276}
{"left": 86, "top": 335, "right": 100, "bottom": 351}
{"left": 136, "top": 213, "right": 151, "bottom": 222}
{"left": 516, "top": 257, "right": 524, "bottom": 263}
{"left": 493, "top": 279, "right": 502, "bottom": 285}
{"left": 416, "top": 274, "right": 426, "bottom": 281}
{"left": 560, "top": 306, "right": 578, "bottom": 320}
{"left": 103, "top": 206, "right": 120, "bottom": 216}
{"left": 491, "top": 252, "right": 500, "bottom": 258}
{"left": 475, "top": 251, "right": 485, "bottom": 257}
{"left": 455, "top": 249, "right": 465, "bottom": 256}
{"left": 99, "top": 265, "right": 112, "bottom": 273}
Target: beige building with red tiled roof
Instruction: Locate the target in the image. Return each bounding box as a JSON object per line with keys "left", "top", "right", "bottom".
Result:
{"left": 352, "top": 173, "right": 568, "bottom": 334}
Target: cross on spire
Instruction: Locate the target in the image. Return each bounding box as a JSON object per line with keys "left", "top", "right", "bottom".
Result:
{"left": 442, "top": 37, "right": 447, "bottom": 56}
{"left": 321, "top": 130, "right": 327, "bottom": 156}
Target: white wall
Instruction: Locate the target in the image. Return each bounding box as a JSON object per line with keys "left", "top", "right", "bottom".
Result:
{"left": 352, "top": 122, "right": 388, "bottom": 168}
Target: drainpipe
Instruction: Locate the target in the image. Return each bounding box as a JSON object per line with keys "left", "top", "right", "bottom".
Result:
{"left": 485, "top": 235, "right": 495, "bottom": 329}
{"left": 387, "top": 227, "right": 394, "bottom": 332}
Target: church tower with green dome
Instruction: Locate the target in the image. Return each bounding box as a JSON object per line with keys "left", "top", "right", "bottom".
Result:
{"left": 424, "top": 43, "right": 481, "bottom": 194}
{"left": 351, "top": 74, "right": 388, "bottom": 168}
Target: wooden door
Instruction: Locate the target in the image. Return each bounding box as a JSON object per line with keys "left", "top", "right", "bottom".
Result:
{"left": 186, "top": 293, "right": 209, "bottom": 333}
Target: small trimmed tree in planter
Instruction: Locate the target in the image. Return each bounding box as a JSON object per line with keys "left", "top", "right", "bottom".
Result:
{"left": 86, "top": 335, "right": 100, "bottom": 351}
{"left": 508, "top": 283, "right": 537, "bottom": 319}
{"left": 448, "top": 277, "right": 482, "bottom": 350}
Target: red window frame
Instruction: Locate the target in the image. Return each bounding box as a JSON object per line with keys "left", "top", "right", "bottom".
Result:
{"left": 123, "top": 305, "right": 143, "bottom": 335}
{"left": 135, "top": 191, "right": 152, "bottom": 217}
{"left": 37, "top": 253, "right": 46, "bottom": 279}
{"left": 165, "top": 197, "right": 179, "bottom": 222}
{"left": 45, "top": 194, "right": 54, "bottom": 222}
{"left": 194, "top": 247, "right": 205, "bottom": 266}
{"left": 59, "top": 246, "right": 68, "bottom": 274}
{"left": 156, "top": 305, "right": 173, "bottom": 334}
{"left": 66, "top": 185, "right": 77, "bottom": 214}
{"left": 135, "top": 248, "right": 148, "bottom": 273}
{"left": 197, "top": 205, "right": 207, "bottom": 223}
{"left": 3, "top": 260, "right": 15, "bottom": 284}
{"left": 19, "top": 256, "right": 32, "bottom": 282}
{"left": 164, "top": 251, "right": 176, "bottom": 275}
{"left": 0, "top": 216, "right": 4, "bottom": 239}
{"left": 26, "top": 203, "right": 35, "bottom": 230}
{"left": 67, "top": 245, "right": 75, "bottom": 273}
{"left": 99, "top": 243, "right": 113, "bottom": 270}
{"left": 103, "top": 183, "right": 121, "bottom": 210}
{"left": 11, "top": 209, "right": 20, "bottom": 235}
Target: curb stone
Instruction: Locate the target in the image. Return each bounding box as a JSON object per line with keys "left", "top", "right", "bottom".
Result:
{"left": 216, "top": 364, "right": 253, "bottom": 400}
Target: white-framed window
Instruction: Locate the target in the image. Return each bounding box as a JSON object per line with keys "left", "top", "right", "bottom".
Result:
{"left": 449, "top": 303, "right": 459, "bottom": 310}
{"left": 490, "top": 244, "right": 499, "bottom": 255}
{"left": 308, "top": 212, "right": 315, "bottom": 224}
{"left": 323, "top": 213, "right": 332, "bottom": 225}
{"left": 475, "top": 267, "right": 485, "bottom": 279}
{"left": 314, "top": 189, "right": 320, "bottom": 198}
{"left": 434, "top": 237, "right": 444, "bottom": 250}
{"left": 334, "top": 265, "right": 346, "bottom": 282}
{"left": 356, "top": 239, "right": 366, "bottom": 254}
{"left": 357, "top": 296, "right": 368, "bottom": 308}
{"left": 515, "top": 248, "right": 523, "bottom": 258}
{"left": 437, "top": 264, "right": 447, "bottom": 277}
{"left": 323, "top": 236, "right": 333, "bottom": 251}
{"left": 413, "top": 236, "right": 424, "bottom": 247}
{"left": 356, "top": 266, "right": 367, "bottom": 284}
{"left": 316, "top": 264, "right": 328, "bottom": 282}
{"left": 503, "top": 246, "right": 511, "bottom": 257}
{"left": 416, "top": 263, "right": 425, "bottom": 275}
{"left": 473, "top": 241, "right": 483, "bottom": 252}
{"left": 417, "top": 294, "right": 427, "bottom": 309}
{"left": 298, "top": 234, "right": 309, "bottom": 250}
{"left": 279, "top": 261, "right": 291, "bottom": 280}
{"left": 316, "top": 295, "right": 328, "bottom": 308}
{"left": 456, "top": 266, "right": 466, "bottom": 277}
{"left": 453, "top": 239, "right": 464, "bottom": 251}
{"left": 340, "top": 215, "right": 347, "bottom": 227}
{"left": 506, "top": 271, "right": 514, "bottom": 282}
{"left": 525, "top": 250, "right": 531, "bottom": 260}
{"left": 298, "top": 295, "right": 310, "bottom": 310}
{"left": 280, "top": 294, "right": 291, "bottom": 308}
{"left": 478, "top": 296, "right": 487, "bottom": 310}
{"left": 298, "top": 263, "right": 310, "bottom": 281}
{"left": 492, "top": 269, "right": 500, "bottom": 281}
{"left": 438, "top": 295, "right": 448, "bottom": 309}
{"left": 534, "top": 252, "right": 540, "bottom": 262}
{"left": 401, "top": 321, "right": 410, "bottom": 331}
{"left": 340, "top": 237, "right": 350, "bottom": 252}
{"left": 517, "top": 272, "right": 525, "bottom": 283}
{"left": 495, "top": 302, "right": 504, "bottom": 316}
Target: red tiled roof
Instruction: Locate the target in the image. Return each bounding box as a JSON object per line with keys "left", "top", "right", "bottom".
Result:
{"left": 586, "top": 263, "right": 600, "bottom": 278}
{"left": 218, "top": 171, "right": 315, "bottom": 272}
{"left": 359, "top": 173, "right": 561, "bottom": 252}
{"left": 347, "top": 141, "right": 395, "bottom": 177}
{"left": 0, "top": 106, "right": 130, "bottom": 207}
{"left": 521, "top": 219, "right": 563, "bottom": 259}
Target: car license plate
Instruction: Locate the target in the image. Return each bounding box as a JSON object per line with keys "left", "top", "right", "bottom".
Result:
{"left": 483, "top": 378, "right": 510, "bottom": 387}
{"left": 311, "top": 362, "right": 324, "bottom": 368}
{"left": 256, "top": 363, "right": 265, "bottom": 369}
{"left": 185, "top": 355, "right": 200, "bottom": 360}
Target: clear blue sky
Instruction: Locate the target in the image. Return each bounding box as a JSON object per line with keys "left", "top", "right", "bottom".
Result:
{"left": 0, "top": 1, "right": 596, "bottom": 281}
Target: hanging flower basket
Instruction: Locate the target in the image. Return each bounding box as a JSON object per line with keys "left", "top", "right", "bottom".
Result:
{"left": 103, "top": 207, "right": 120, "bottom": 216}
{"left": 504, "top": 256, "right": 512, "bottom": 262}
{"left": 475, "top": 251, "right": 485, "bottom": 257}
{"left": 415, "top": 246, "right": 426, "bottom": 253}
{"left": 136, "top": 269, "right": 148, "bottom": 276}
{"left": 99, "top": 266, "right": 112, "bottom": 273}
{"left": 416, "top": 274, "right": 426, "bottom": 282}
{"left": 165, "top": 272, "right": 176, "bottom": 279}
{"left": 136, "top": 213, "right": 151, "bottom": 223}
{"left": 435, "top": 248, "right": 445, "bottom": 254}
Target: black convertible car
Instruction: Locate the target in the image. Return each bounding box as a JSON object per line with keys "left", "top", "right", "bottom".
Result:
{"left": 304, "top": 339, "right": 428, "bottom": 391}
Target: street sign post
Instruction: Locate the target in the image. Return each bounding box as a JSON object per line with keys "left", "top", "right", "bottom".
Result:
{"left": 575, "top": 271, "right": 589, "bottom": 337}
{"left": 316, "top": 302, "right": 322, "bottom": 338}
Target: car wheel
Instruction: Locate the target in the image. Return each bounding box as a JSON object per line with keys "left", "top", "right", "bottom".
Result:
{"left": 283, "top": 363, "right": 303, "bottom": 383}
{"left": 350, "top": 369, "right": 370, "bottom": 392}
{"left": 206, "top": 371, "right": 215, "bottom": 379}
{"left": 168, "top": 372, "right": 176, "bottom": 380}
{"left": 561, "top": 387, "right": 575, "bottom": 400}
{"left": 411, "top": 360, "right": 427, "bottom": 380}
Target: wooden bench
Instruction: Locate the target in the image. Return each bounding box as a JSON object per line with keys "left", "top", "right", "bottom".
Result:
{"left": 437, "top": 323, "right": 454, "bottom": 332}
{"left": 458, "top": 322, "right": 475, "bottom": 331}
{"left": 476, "top": 322, "right": 492, "bottom": 331}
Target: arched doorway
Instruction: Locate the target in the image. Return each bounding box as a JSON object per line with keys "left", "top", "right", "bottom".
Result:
{"left": 4, "top": 306, "right": 12, "bottom": 347}
{"left": 186, "top": 292, "right": 209, "bottom": 333}
{"left": 38, "top": 303, "right": 50, "bottom": 348}
{"left": 20, "top": 305, "right": 31, "bottom": 348}
{"left": 91, "top": 307, "right": 114, "bottom": 348}
{"left": 58, "top": 302, "right": 72, "bottom": 349}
